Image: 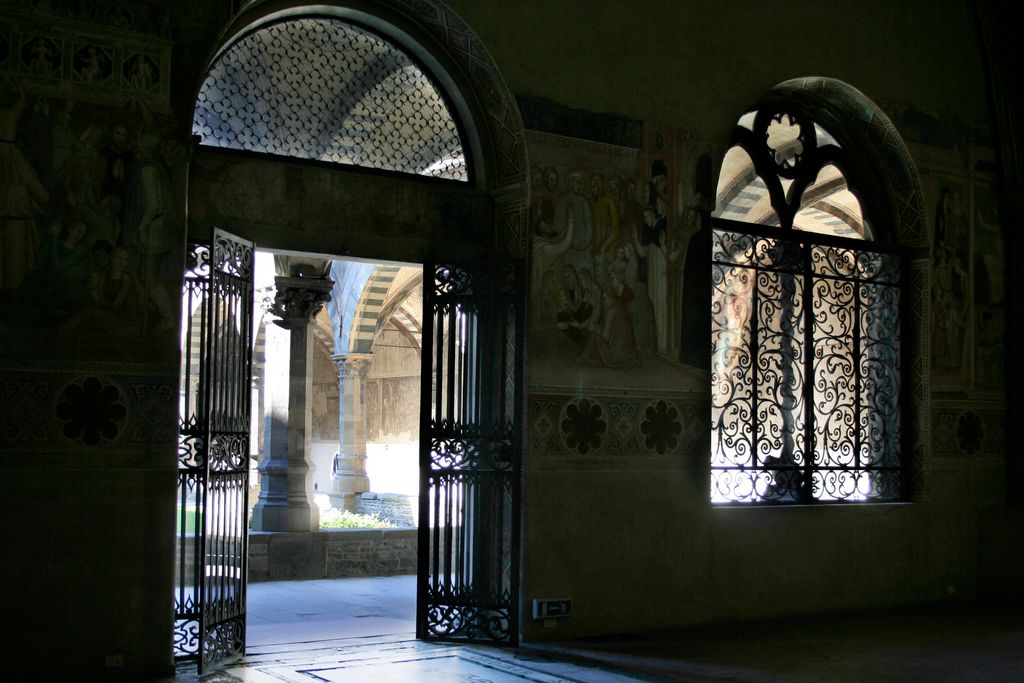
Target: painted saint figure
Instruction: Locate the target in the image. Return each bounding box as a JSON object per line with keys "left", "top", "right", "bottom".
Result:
{"left": 577, "top": 271, "right": 639, "bottom": 370}
{"left": 0, "top": 83, "right": 49, "bottom": 292}
{"left": 123, "top": 131, "right": 176, "bottom": 332}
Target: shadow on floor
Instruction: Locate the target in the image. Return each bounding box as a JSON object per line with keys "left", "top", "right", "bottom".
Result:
{"left": 170, "top": 580, "right": 1023, "bottom": 683}
{"left": 533, "top": 601, "right": 1024, "bottom": 683}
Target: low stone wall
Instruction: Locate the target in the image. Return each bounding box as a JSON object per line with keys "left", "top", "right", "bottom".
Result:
{"left": 356, "top": 491, "right": 417, "bottom": 527}
{"left": 248, "top": 528, "right": 417, "bottom": 582}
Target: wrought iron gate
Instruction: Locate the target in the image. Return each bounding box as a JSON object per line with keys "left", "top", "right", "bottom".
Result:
{"left": 418, "top": 261, "right": 524, "bottom": 644}
{"left": 175, "top": 229, "right": 255, "bottom": 671}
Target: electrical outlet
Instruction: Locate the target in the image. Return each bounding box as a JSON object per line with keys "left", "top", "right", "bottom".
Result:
{"left": 532, "top": 598, "right": 571, "bottom": 619}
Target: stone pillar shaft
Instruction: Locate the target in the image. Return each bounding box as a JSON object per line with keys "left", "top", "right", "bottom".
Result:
{"left": 330, "top": 354, "right": 372, "bottom": 511}
{"left": 251, "top": 276, "right": 332, "bottom": 532}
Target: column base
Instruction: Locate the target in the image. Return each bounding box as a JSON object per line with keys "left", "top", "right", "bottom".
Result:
{"left": 330, "top": 474, "right": 370, "bottom": 512}
{"left": 251, "top": 500, "right": 320, "bottom": 532}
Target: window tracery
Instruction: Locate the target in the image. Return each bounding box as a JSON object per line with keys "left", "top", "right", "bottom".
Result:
{"left": 710, "top": 107, "right": 902, "bottom": 504}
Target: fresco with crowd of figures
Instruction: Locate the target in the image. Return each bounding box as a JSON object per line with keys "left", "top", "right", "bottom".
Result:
{"left": 0, "top": 6, "right": 181, "bottom": 364}
{"left": 527, "top": 128, "right": 715, "bottom": 391}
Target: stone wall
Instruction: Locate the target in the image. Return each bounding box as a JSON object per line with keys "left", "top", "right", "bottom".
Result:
{"left": 248, "top": 529, "right": 417, "bottom": 582}
{"left": 356, "top": 492, "right": 417, "bottom": 527}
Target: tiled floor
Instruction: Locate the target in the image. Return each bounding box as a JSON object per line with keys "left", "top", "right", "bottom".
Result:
{"left": 246, "top": 575, "right": 417, "bottom": 646}
{"left": 174, "top": 575, "right": 649, "bottom": 682}
{"left": 172, "top": 576, "right": 1024, "bottom": 682}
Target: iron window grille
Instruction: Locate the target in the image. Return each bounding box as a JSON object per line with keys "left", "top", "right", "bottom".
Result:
{"left": 710, "top": 109, "right": 904, "bottom": 504}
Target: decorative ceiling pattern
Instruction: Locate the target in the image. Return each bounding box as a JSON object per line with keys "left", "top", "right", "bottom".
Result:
{"left": 193, "top": 17, "right": 467, "bottom": 180}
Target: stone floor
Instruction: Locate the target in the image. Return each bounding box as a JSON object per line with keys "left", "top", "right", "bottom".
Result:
{"left": 170, "top": 576, "right": 1024, "bottom": 682}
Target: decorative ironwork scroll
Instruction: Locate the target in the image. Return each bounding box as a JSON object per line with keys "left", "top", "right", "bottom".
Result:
{"left": 418, "top": 261, "right": 524, "bottom": 644}
{"left": 193, "top": 16, "right": 468, "bottom": 181}
{"left": 175, "top": 229, "right": 254, "bottom": 671}
{"left": 710, "top": 103, "right": 903, "bottom": 504}
{"left": 711, "top": 221, "right": 901, "bottom": 503}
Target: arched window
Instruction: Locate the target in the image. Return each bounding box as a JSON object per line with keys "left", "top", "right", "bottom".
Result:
{"left": 711, "top": 106, "right": 902, "bottom": 504}
{"left": 192, "top": 16, "right": 469, "bottom": 181}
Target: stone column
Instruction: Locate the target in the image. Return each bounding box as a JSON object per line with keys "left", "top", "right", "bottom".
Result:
{"left": 329, "top": 353, "right": 372, "bottom": 511}
{"left": 251, "top": 276, "right": 333, "bottom": 532}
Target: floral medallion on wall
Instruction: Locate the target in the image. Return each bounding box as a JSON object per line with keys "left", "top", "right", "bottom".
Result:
{"left": 955, "top": 411, "right": 983, "bottom": 455}
{"left": 640, "top": 399, "right": 682, "bottom": 454}
{"left": 56, "top": 376, "right": 127, "bottom": 446}
{"left": 559, "top": 398, "right": 606, "bottom": 455}
{"left": 532, "top": 391, "right": 704, "bottom": 458}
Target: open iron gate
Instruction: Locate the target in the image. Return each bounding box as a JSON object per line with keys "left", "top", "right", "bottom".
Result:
{"left": 418, "top": 261, "right": 525, "bottom": 644}
{"left": 174, "top": 229, "right": 255, "bottom": 672}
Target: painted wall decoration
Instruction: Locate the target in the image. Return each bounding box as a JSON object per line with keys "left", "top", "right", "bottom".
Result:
{"left": 918, "top": 144, "right": 1004, "bottom": 392}
{"left": 0, "top": 86, "right": 184, "bottom": 361}
{"left": 0, "top": 7, "right": 171, "bottom": 107}
{"left": 971, "top": 185, "right": 1003, "bottom": 389}
{"left": 529, "top": 389, "right": 706, "bottom": 459}
{"left": 527, "top": 129, "right": 714, "bottom": 391}
{"left": 0, "top": 366, "right": 176, "bottom": 451}
{"left": 364, "top": 376, "right": 420, "bottom": 443}
{"left": 0, "top": 3, "right": 181, "bottom": 364}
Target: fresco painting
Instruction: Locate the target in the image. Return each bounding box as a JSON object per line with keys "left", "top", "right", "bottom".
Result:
{"left": 930, "top": 180, "right": 972, "bottom": 387}
{"left": 0, "top": 81, "right": 183, "bottom": 361}
{"left": 972, "top": 185, "right": 1003, "bottom": 389}
{"left": 527, "top": 129, "right": 713, "bottom": 391}
{"left": 922, "top": 149, "right": 1004, "bottom": 392}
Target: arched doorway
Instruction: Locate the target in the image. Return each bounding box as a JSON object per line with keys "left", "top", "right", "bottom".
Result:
{"left": 175, "top": 1, "right": 526, "bottom": 671}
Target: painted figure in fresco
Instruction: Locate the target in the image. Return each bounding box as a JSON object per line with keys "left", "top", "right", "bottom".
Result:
{"left": 931, "top": 187, "right": 970, "bottom": 376}
{"left": 109, "top": 246, "right": 140, "bottom": 316}
{"left": 0, "top": 82, "right": 49, "bottom": 292}
{"left": 591, "top": 173, "right": 618, "bottom": 263}
{"left": 554, "top": 171, "right": 592, "bottom": 269}
{"left": 530, "top": 178, "right": 575, "bottom": 305}
{"left": 127, "top": 55, "right": 156, "bottom": 91}
{"left": 124, "top": 130, "right": 176, "bottom": 332}
{"left": 934, "top": 188, "right": 968, "bottom": 257}
{"left": 25, "top": 220, "right": 92, "bottom": 311}
{"left": 530, "top": 165, "right": 556, "bottom": 238}
{"left": 577, "top": 267, "right": 603, "bottom": 330}
{"left": 60, "top": 245, "right": 144, "bottom": 338}
{"left": 544, "top": 166, "right": 559, "bottom": 194}
{"left": 30, "top": 39, "right": 57, "bottom": 76}
{"left": 101, "top": 124, "right": 135, "bottom": 206}
{"left": 50, "top": 100, "right": 77, "bottom": 176}
{"left": 79, "top": 48, "right": 104, "bottom": 83}
{"left": 86, "top": 240, "right": 113, "bottom": 305}
{"left": 555, "top": 264, "right": 594, "bottom": 347}
{"left": 576, "top": 270, "right": 639, "bottom": 370}
{"left": 59, "top": 124, "right": 108, "bottom": 217}
{"left": 78, "top": 194, "right": 123, "bottom": 248}
{"left": 623, "top": 178, "right": 645, "bottom": 242}
{"left": 932, "top": 244, "right": 968, "bottom": 371}
{"left": 598, "top": 175, "right": 626, "bottom": 259}
{"left": 638, "top": 205, "right": 668, "bottom": 354}
{"left": 612, "top": 241, "right": 655, "bottom": 358}
{"left": 647, "top": 159, "right": 669, "bottom": 230}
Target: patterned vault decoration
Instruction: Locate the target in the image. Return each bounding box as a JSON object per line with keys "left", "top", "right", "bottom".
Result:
{"left": 193, "top": 16, "right": 467, "bottom": 181}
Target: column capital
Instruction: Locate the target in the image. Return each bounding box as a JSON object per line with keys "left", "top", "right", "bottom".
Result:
{"left": 332, "top": 353, "right": 373, "bottom": 380}
{"left": 271, "top": 275, "right": 333, "bottom": 327}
